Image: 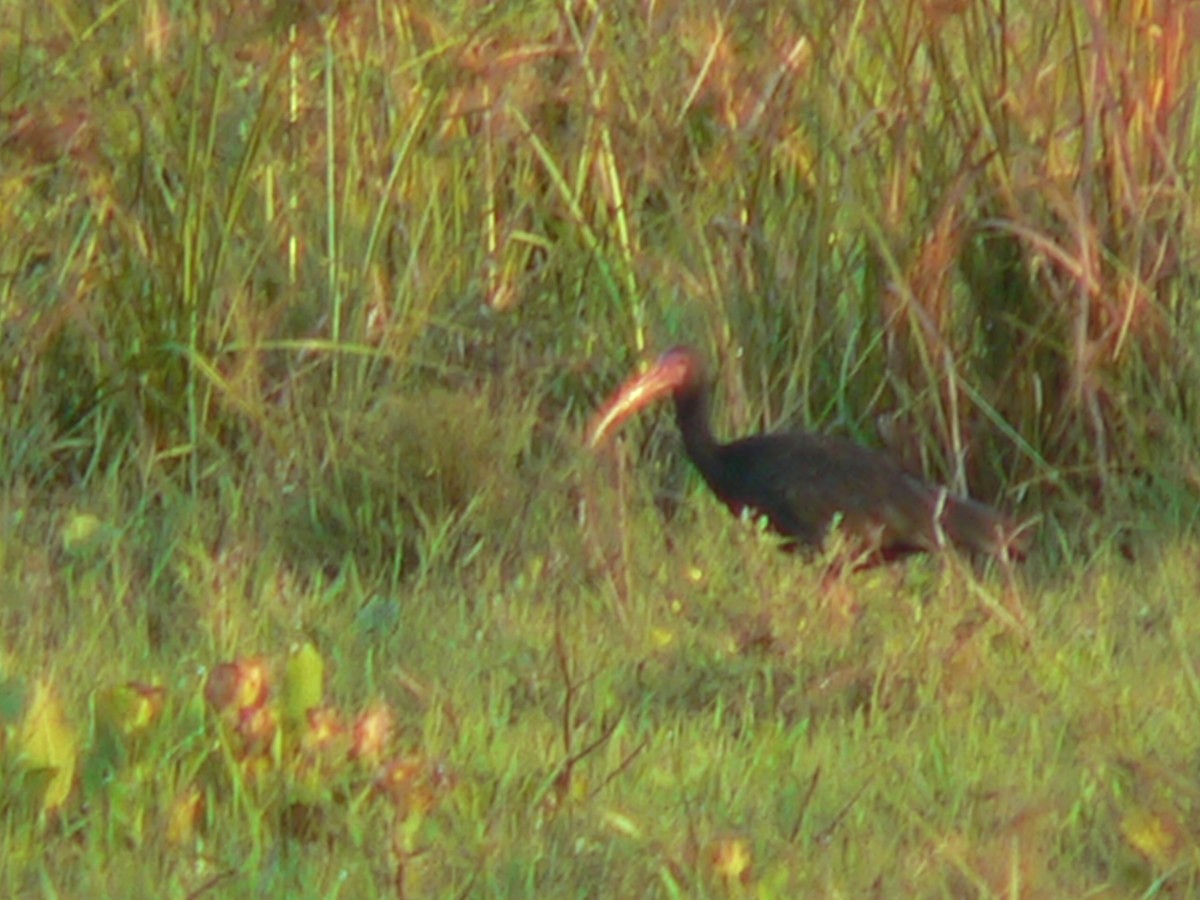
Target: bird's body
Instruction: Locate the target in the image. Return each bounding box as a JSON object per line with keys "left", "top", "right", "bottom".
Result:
{"left": 588, "top": 346, "right": 1026, "bottom": 560}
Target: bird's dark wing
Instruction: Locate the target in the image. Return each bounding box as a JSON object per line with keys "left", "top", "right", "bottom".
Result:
{"left": 713, "top": 431, "right": 942, "bottom": 551}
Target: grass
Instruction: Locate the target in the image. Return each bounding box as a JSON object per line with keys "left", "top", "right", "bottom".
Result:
{"left": 2, "top": 0, "right": 1200, "bottom": 896}
{"left": 5, "top": 487, "right": 1199, "bottom": 896}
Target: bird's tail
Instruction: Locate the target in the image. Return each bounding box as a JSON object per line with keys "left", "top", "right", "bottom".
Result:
{"left": 936, "top": 491, "right": 1031, "bottom": 560}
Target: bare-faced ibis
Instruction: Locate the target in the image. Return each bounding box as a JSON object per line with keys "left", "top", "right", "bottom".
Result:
{"left": 587, "top": 346, "right": 1026, "bottom": 560}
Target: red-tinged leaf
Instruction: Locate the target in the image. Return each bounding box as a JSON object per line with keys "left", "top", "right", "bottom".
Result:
{"left": 351, "top": 703, "right": 395, "bottom": 764}
{"left": 166, "top": 786, "right": 205, "bottom": 845}
{"left": 96, "top": 682, "right": 165, "bottom": 740}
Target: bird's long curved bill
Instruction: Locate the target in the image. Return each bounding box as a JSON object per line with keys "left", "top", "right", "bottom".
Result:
{"left": 586, "top": 365, "right": 679, "bottom": 448}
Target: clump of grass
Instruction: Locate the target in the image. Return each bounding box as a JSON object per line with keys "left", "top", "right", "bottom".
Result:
{"left": 271, "top": 382, "right": 539, "bottom": 576}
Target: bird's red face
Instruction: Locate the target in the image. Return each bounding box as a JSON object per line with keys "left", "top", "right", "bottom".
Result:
{"left": 587, "top": 346, "right": 702, "bottom": 447}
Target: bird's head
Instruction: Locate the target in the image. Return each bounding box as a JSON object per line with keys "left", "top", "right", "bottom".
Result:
{"left": 587, "top": 345, "right": 706, "bottom": 448}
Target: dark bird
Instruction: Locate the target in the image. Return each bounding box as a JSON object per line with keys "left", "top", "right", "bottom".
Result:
{"left": 587, "top": 346, "right": 1027, "bottom": 560}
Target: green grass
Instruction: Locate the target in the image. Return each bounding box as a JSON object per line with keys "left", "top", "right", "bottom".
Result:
{"left": 2, "top": 0, "right": 1200, "bottom": 896}
{"left": 4, "top": 486, "right": 1198, "bottom": 896}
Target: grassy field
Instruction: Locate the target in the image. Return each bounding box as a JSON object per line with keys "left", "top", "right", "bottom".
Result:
{"left": 3, "top": 1, "right": 1200, "bottom": 896}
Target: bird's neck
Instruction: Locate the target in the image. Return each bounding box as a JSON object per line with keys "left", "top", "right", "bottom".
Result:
{"left": 674, "top": 384, "right": 723, "bottom": 479}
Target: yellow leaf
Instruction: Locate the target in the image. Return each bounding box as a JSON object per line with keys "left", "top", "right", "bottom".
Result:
{"left": 1121, "top": 807, "right": 1185, "bottom": 869}
{"left": 167, "top": 786, "right": 204, "bottom": 845}
{"left": 709, "top": 836, "right": 753, "bottom": 885}
{"left": 18, "top": 680, "right": 77, "bottom": 811}
{"left": 284, "top": 643, "right": 325, "bottom": 726}
{"left": 601, "top": 808, "right": 642, "bottom": 839}
{"left": 650, "top": 627, "right": 674, "bottom": 648}
{"left": 61, "top": 513, "right": 102, "bottom": 554}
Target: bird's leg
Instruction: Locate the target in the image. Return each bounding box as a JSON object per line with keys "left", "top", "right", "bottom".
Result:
{"left": 930, "top": 487, "right": 950, "bottom": 551}
{"left": 812, "top": 520, "right": 877, "bottom": 627}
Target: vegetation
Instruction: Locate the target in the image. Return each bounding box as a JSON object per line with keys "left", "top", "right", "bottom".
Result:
{"left": 1, "top": 0, "right": 1198, "bottom": 895}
